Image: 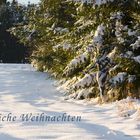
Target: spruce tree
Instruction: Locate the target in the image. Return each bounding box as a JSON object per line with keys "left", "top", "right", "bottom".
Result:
{"left": 10, "top": 0, "right": 140, "bottom": 101}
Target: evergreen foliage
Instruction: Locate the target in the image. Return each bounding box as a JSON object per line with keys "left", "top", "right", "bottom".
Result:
{"left": 0, "top": 0, "right": 28, "bottom": 63}
{"left": 11, "top": 0, "right": 140, "bottom": 102}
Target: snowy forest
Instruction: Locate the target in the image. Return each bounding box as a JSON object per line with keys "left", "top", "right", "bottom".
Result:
{"left": 0, "top": 0, "right": 140, "bottom": 102}
{"left": 0, "top": 0, "right": 140, "bottom": 139}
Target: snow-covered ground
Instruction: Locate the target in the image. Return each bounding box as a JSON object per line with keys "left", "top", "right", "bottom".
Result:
{"left": 0, "top": 64, "right": 139, "bottom": 140}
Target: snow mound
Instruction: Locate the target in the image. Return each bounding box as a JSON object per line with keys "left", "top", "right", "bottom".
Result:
{"left": 116, "top": 97, "right": 140, "bottom": 120}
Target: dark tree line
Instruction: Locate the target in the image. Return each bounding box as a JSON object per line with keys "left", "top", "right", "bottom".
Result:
{"left": 0, "top": 0, "right": 28, "bottom": 63}
{"left": 0, "top": 26, "right": 27, "bottom": 63}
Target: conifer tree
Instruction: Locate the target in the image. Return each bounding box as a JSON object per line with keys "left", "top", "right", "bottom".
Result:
{"left": 0, "top": 0, "right": 27, "bottom": 62}
{"left": 11, "top": 0, "right": 140, "bottom": 101}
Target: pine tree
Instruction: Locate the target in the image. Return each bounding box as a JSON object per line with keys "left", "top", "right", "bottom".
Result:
{"left": 11, "top": 0, "right": 77, "bottom": 74}
{"left": 0, "top": 0, "right": 27, "bottom": 62}
{"left": 10, "top": 0, "right": 140, "bottom": 101}
{"left": 62, "top": 0, "right": 140, "bottom": 101}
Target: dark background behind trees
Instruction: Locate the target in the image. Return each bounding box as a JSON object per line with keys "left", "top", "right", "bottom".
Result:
{"left": 0, "top": 0, "right": 28, "bottom": 63}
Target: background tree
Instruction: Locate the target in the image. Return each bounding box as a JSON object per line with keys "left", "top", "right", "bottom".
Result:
{"left": 0, "top": 0, "right": 28, "bottom": 63}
